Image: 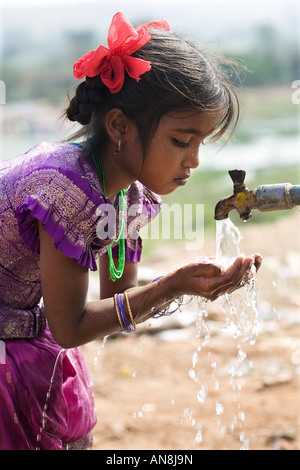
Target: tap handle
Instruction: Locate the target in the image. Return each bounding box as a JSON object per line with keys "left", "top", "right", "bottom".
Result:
{"left": 228, "top": 169, "right": 246, "bottom": 186}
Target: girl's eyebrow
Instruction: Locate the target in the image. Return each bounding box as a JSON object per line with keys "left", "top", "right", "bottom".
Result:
{"left": 174, "top": 127, "right": 205, "bottom": 137}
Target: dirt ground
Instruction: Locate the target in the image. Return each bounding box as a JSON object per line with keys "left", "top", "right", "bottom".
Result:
{"left": 83, "top": 212, "right": 300, "bottom": 451}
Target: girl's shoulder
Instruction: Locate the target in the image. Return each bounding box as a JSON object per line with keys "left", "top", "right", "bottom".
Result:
{"left": 2, "top": 141, "right": 92, "bottom": 174}
{"left": 127, "top": 180, "right": 162, "bottom": 213}
{"left": 16, "top": 141, "right": 94, "bottom": 178}
{"left": 2, "top": 141, "right": 100, "bottom": 197}
{"left": 11, "top": 142, "right": 104, "bottom": 271}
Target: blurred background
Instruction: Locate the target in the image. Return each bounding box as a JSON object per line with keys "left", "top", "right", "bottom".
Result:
{"left": 1, "top": 0, "right": 300, "bottom": 451}
{"left": 0, "top": 0, "right": 299, "bottom": 240}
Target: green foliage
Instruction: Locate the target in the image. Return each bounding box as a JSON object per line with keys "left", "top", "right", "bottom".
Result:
{"left": 1, "top": 22, "right": 299, "bottom": 103}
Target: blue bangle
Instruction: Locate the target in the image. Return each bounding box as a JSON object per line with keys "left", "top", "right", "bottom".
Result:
{"left": 150, "top": 276, "right": 164, "bottom": 284}
{"left": 148, "top": 276, "right": 187, "bottom": 318}
{"left": 117, "top": 293, "right": 134, "bottom": 332}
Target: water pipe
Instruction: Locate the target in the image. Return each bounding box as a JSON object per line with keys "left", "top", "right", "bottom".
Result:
{"left": 214, "top": 169, "right": 300, "bottom": 221}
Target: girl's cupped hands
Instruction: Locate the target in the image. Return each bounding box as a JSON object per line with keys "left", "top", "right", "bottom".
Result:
{"left": 170, "top": 254, "right": 262, "bottom": 302}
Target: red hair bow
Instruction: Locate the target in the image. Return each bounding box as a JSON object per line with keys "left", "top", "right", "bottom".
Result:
{"left": 73, "top": 12, "right": 170, "bottom": 94}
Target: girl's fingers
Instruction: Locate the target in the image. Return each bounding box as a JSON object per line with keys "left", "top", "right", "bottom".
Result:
{"left": 254, "top": 253, "right": 263, "bottom": 272}
{"left": 210, "top": 257, "right": 245, "bottom": 292}
{"left": 181, "top": 253, "right": 262, "bottom": 300}
{"left": 209, "top": 256, "right": 255, "bottom": 298}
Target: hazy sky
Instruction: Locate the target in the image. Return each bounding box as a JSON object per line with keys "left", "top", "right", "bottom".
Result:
{"left": 1, "top": 0, "right": 299, "bottom": 50}
{"left": 1, "top": 0, "right": 298, "bottom": 5}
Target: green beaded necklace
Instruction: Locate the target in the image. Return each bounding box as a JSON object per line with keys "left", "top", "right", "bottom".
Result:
{"left": 91, "top": 149, "right": 129, "bottom": 282}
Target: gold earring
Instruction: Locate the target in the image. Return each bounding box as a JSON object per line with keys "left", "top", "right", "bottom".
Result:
{"left": 114, "top": 139, "right": 121, "bottom": 155}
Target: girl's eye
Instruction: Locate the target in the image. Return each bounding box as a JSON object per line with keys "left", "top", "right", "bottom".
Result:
{"left": 172, "top": 138, "right": 190, "bottom": 148}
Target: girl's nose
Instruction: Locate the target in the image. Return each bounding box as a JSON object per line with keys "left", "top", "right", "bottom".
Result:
{"left": 183, "top": 150, "right": 200, "bottom": 169}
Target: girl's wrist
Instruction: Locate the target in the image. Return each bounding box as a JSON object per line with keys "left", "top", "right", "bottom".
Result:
{"left": 123, "top": 273, "right": 183, "bottom": 325}
{"left": 120, "top": 270, "right": 184, "bottom": 327}
{"left": 158, "top": 269, "right": 184, "bottom": 299}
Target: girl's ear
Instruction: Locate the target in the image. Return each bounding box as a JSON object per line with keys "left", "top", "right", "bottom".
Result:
{"left": 105, "top": 108, "right": 133, "bottom": 146}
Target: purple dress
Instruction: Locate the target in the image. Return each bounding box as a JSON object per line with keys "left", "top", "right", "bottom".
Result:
{"left": 0, "top": 142, "right": 161, "bottom": 450}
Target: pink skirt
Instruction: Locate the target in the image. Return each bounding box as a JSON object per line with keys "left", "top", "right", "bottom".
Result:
{"left": 0, "top": 327, "right": 96, "bottom": 450}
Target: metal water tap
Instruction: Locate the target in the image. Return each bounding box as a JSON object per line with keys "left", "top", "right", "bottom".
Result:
{"left": 214, "top": 170, "right": 255, "bottom": 221}
{"left": 214, "top": 169, "right": 300, "bottom": 221}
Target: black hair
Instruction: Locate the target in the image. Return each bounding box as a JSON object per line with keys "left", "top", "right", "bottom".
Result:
{"left": 65, "top": 29, "right": 240, "bottom": 154}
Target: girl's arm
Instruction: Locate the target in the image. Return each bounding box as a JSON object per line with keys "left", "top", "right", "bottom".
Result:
{"left": 39, "top": 222, "right": 261, "bottom": 349}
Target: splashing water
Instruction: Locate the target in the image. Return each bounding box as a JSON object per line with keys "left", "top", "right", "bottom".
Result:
{"left": 216, "top": 218, "right": 260, "bottom": 344}
{"left": 215, "top": 217, "right": 242, "bottom": 268}
{"left": 93, "top": 335, "right": 108, "bottom": 367}
{"left": 36, "top": 348, "right": 65, "bottom": 450}
{"left": 191, "top": 218, "right": 260, "bottom": 450}
{"left": 217, "top": 219, "right": 260, "bottom": 450}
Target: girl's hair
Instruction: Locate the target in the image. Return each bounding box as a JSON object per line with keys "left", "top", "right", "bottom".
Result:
{"left": 65, "top": 29, "right": 240, "bottom": 154}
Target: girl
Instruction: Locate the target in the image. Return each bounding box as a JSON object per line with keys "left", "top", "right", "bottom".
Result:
{"left": 0, "top": 12, "right": 261, "bottom": 450}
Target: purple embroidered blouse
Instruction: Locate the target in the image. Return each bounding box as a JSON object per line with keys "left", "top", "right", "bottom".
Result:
{"left": 0, "top": 142, "right": 161, "bottom": 339}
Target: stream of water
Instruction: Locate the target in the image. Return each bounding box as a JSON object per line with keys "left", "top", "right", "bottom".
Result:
{"left": 215, "top": 218, "right": 260, "bottom": 344}
{"left": 190, "top": 218, "right": 260, "bottom": 449}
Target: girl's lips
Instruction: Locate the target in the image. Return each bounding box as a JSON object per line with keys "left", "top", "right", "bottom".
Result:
{"left": 174, "top": 177, "right": 189, "bottom": 186}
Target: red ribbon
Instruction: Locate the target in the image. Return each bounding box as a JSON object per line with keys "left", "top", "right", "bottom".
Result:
{"left": 73, "top": 12, "right": 170, "bottom": 94}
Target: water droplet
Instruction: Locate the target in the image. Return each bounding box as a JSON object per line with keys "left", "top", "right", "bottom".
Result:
{"left": 238, "top": 349, "right": 247, "bottom": 362}
{"left": 197, "top": 384, "right": 208, "bottom": 403}
{"left": 194, "top": 426, "right": 203, "bottom": 443}
{"left": 215, "top": 401, "right": 224, "bottom": 416}
{"left": 183, "top": 408, "right": 192, "bottom": 418}
{"left": 192, "top": 352, "right": 198, "bottom": 368}
{"left": 189, "top": 368, "right": 199, "bottom": 383}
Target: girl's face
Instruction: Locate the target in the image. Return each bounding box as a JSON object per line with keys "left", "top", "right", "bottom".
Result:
{"left": 136, "top": 110, "right": 224, "bottom": 195}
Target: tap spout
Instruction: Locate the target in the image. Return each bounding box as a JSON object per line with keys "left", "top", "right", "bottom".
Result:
{"left": 214, "top": 169, "right": 300, "bottom": 221}
{"left": 214, "top": 170, "right": 255, "bottom": 221}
